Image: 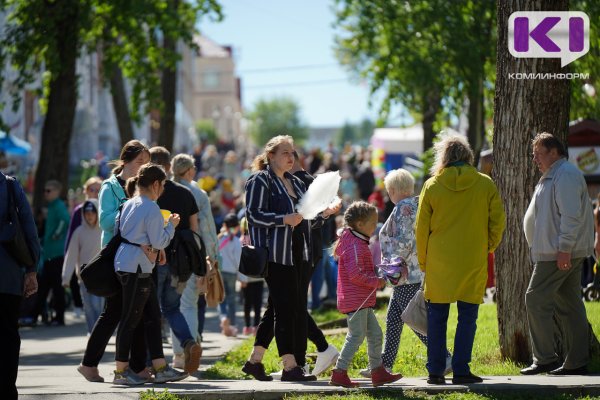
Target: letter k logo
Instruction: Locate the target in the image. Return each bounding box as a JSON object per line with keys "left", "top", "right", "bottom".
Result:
{"left": 508, "top": 12, "right": 590, "bottom": 67}
{"left": 515, "top": 17, "right": 561, "bottom": 52}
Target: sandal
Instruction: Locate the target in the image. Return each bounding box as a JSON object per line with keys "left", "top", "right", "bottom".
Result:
{"left": 77, "top": 364, "right": 104, "bottom": 383}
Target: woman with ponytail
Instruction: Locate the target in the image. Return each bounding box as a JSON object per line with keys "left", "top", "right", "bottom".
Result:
{"left": 77, "top": 140, "right": 150, "bottom": 383}
{"left": 112, "top": 163, "right": 188, "bottom": 385}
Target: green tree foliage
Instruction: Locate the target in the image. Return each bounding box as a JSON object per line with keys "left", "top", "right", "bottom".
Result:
{"left": 570, "top": 0, "right": 600, "bottom": 120}
{"left": 334, "top": 0, "right": 495, "bottom": 154}
{"left": 335, "top": 118, "right": 373, "bottom": 147}
{"left": 336, "top": 121, "right": 356, "bottom": 146}
{"left": 196, "top": 119, "right": 218, "bottom": 144}
{"left": 248, "top": 96, "right": 308, "bottom": 147}
{"left": 0, "top": 0, "right": 222, "bottom": 210}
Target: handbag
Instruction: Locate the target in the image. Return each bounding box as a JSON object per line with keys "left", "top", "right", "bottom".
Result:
{"left": 401, "top": 283, "right": 428, "bottom": 336}
{"left": 238, "top": 173, "right": 271, "bottom": 279}
{"left": 0, "top": 177, "right": 35, "bottom": 267}
{"left": 204, "top": 259, "right": 225, "bottom": 307}
{"left": 80, "top": 206, "right": 139, "bottom": 297}
{"left": 239, "top": 245, "right": 269, "bottom": 279}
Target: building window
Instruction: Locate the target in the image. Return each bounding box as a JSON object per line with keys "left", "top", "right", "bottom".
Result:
{"left": 203, "top": 71, "right": 219, "bottom": 89}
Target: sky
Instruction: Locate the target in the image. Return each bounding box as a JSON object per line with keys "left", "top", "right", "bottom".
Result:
{"left": 199, "top": 0, "right": 384, "bottom": 128}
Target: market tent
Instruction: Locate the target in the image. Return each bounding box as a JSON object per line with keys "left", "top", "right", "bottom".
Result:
{"left": 0, "top": 131, "right": 31, "bottom": 155}
{"left": 370, "top": 125, "right": 423, "bottom": 154}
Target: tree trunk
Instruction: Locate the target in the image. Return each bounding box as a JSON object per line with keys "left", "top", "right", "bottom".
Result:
{"left": 467, "top": 73, "right": 485, "bottom": 165}
{"left": 33, "top": 3, "right": 80, "bottom": 213}
{"left": 109, "top": 65, "right": 134, "bottom": 146}
{"left": 492, "top": 0, "right": 570, "bottom": 363}
{"left": 158, "top": 31, "right": 177, "bottom": 151}
{"left": 422, "top": 89, "right": 441, "bottom": 152}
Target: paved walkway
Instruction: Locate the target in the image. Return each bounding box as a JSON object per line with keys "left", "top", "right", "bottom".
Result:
{"left": 16, "top": 308, "right": 600, "bottom": 400}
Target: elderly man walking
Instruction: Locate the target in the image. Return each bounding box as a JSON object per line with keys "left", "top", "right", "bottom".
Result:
{"left": 521, "top": 132, "right": 593, "bottom": 376}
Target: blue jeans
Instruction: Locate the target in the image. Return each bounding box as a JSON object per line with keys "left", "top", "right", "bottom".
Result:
{"left": 310, "top": 250, "right": 328, "bottom": 310}
{"left": 325, "top": 255, "right": 338, "bottom": 300}
{"left": 156, "top": 265, "right": 194, "bottom": 348}
{"left": 219, "top": 272, "right": 237, "bottom": 325}
{"left": 171, "top": 274, "right": 199, "bottom": 355}
{"left": 79, "top": 283, "right": 105, "bottom": 334}
{"left": 335, "top": 308, "right": 383, "bottom": 371}
{"left": 427, "top": 301, "right": 479, "bottom": 376}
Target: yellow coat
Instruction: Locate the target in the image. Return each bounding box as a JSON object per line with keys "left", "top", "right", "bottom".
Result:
{"left": 415, "top": 165, "right": 505, "bottom": 304}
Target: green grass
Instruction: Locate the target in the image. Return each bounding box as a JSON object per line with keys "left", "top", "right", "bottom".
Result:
{"left": 139, "top": 389, "right": 190, "bottom": 400}
{"left": 206, "top": 302, "right": 600, "bottom": 379}
{"left": 284, "top": 393, "right": 600, "bottom": 400}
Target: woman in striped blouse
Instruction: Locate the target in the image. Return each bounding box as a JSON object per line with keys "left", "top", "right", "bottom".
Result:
{"left": 241, "top": 135, "right": 317, "bottom": 382}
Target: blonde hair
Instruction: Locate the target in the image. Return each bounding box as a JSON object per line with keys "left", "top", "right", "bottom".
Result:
{"left": 171, "top": 153, "right": 195, "bottom": 183}
{"left": 83, "top": 176, "right": 102, "bottom": 190}
{"left": 430, "top": 133, "right": 474, "bottom": 176}
{"left": 384, "top": 168, "right": 415, "bottom": 196}
{"left": 251, "top": 135, "right": 294, "bottom": 172}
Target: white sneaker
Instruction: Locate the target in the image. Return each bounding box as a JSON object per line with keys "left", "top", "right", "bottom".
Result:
{"left": 270, "top": 369, "right": 283, "bottom": 379}
{"left": 312, "top": 345, "right": 339, "bottom": 376}
{"left": 172, "top": 353, "right": 184, "bottom": 369}
{"left": 444, "top": 355, "right": 453, "bottom": 376}
{"left": 74, "top": 307, "right": 83, "bottom": 319}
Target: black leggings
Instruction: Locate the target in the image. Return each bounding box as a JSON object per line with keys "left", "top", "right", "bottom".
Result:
{"left": 115, "top": 272, "right": 164, "bottom": 363}
{"left": 82, "top": 290, "right": 146, "bottom": 371}
{"left": 243, "top": 281, "right": 264, "bottom": 327}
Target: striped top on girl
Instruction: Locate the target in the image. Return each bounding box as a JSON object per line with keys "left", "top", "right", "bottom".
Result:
{"left": 334, "top": 201, "right": 385, "bottom": 314}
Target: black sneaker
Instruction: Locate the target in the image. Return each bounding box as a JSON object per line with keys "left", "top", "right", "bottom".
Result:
{"left": 281, "top": 366, "right": 317, "bottom": 382}
{"left": 452, "top": 372, "right": 483, "bottom": 384}
{"left": 427, "top": 375, "right": 445, "bottom": 384}
{"left": 242, "top": 361, "right": 273, "bottom": 381}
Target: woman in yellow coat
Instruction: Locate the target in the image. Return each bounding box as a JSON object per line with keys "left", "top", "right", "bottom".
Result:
{"left": 415, "top": 133, "right": 505, "bottom": 385}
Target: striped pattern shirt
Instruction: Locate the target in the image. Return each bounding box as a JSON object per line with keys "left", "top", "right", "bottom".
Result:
{"left": 245, "top": 167, "right": 310, "bottom": 266}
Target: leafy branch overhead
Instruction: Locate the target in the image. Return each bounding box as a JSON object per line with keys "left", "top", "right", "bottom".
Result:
{"left": 0, "top": 0, "right": 223, "bottom": 122}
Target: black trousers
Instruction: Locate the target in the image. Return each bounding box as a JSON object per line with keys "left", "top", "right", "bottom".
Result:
{"left": 254, "top": 261, "right": 328, "bottom": 366}
{"left": 82, "top": 290, "right": 147, "bottom": 372}
{"left": 0, "top": 293, "right": 22, "bottom": 400}
{"left": 255, "top": 261, "right": 306, "bottom": 358}
{"left": 243, "top": 281, "right": 264, "bottom": 327}
{"left": 35, "top": 257, "right": 65, "bottom": 323}
{"left": 115, "top": 272, "right": 164, "bottom": 363}
{"left": 69, "top": 272, "right": 83, "bottom": 308}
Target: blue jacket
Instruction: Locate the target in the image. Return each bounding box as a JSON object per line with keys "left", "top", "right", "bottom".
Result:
{"left": 99, "top": 174, "right": 127, "bottom": 247}
{"left": 0, "top": 173, "right": 41, "bottom": 296}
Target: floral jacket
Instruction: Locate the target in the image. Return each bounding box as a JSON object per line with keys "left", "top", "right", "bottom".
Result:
{"left": 379, "top": 196, "right": 423, "bottom": 285}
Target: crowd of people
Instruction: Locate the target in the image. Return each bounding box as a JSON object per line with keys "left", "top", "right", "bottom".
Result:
{"left": 0, "top": 131, "right": 594, "bottom": 398}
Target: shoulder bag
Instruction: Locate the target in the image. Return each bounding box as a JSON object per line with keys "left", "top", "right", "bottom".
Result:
{"left": 80, "top": 206, "right": 139, "bottom": 297}
{"left": 401, "top": 280, "right": 428, "bottom": 336}
{"left": 238, "top": 173, "right": 271, "bottom": 279}
{"left": 0, "top": 177, "right": 35, "bottom": 267}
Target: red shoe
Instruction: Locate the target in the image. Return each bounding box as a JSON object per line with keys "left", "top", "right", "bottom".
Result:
{"left": 329, "top": 369, "right": 359, "bottom": 388}
{"left": 371, "top": 366, "right": 402, "bottom": 387}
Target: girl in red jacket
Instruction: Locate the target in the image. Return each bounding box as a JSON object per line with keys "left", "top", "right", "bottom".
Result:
{"left": 329, "top": 201, "right": 402, "bottom": 388}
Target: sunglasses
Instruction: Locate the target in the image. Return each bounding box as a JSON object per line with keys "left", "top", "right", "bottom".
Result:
{"left": 44, "top": 188, "right": 54, "bottom": 193}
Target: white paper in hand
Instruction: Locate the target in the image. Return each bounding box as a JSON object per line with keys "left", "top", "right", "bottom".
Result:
{"left": 297, "top": 171, "right": 341, "bottom": 219}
